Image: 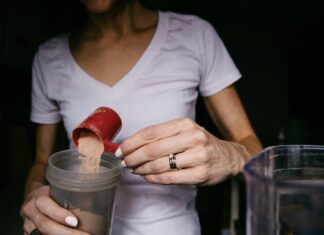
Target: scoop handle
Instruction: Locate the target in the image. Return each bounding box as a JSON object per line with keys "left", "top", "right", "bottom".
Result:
{"left": 104, "top": 140, "right": 119, "bottom": 153}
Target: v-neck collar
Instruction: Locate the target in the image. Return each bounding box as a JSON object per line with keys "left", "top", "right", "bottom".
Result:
{"left": 63, "top": 11, "right": 168, "bottom": 94}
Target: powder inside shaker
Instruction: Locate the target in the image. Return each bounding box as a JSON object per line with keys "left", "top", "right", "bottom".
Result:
{"left": 77, "top": 132, "right": 104, "bottom": 173}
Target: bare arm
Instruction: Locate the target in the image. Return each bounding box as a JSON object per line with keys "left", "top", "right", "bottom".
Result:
{"left": 117, "top": 85, "right": 263, "bottom": 186}
{"left": 24, "top": 124, "right": 58, "bottom": 198}
{"left": 21, "top": 124, "right": 86, "bottom": 235}
{"left": 203, "top": 84, "right": 263, "bottom": 160}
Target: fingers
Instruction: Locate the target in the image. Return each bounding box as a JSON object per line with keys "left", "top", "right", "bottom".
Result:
{"left": 123, "top": 125, "right": 209, "bottom": 168}
{"left": 119, "top": 118, "right": 199, "bottom": 156}
{"left": 117, "top": 118, "right": 240, "bottom": 185}
{"left": 23, "top": 205, "right": 88, "bottom": 235}
{"left": 143, "top": 166, "right": 211, "bottom": 185}
{"left": 22, "top": 195, "right": 78, "bottom": 228}
{"left": 141, "top": 160, "right": 229, "bottom": 186}
{"left": 21, "top": 186, "right": 88, "bottom": 235}
{"left": 134, "top": 147, "right": 210, "bottom": 174}
{"left": 34, "top": 196, "right": 78, "bottom": 227}
{"left": 132, "top": 147, "right": 224, "bottom": 185}
{"left": 123, "top": 132, "right": 185, "bottom": 168}
{"left": 23, "top": 218, "right": 37, "bottom": 235}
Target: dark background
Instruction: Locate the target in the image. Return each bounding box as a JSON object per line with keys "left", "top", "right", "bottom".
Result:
{"left": 0, "top": 0, "right": 323, "bottom": 234}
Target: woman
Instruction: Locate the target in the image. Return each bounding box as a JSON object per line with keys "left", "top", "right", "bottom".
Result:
{"left": 21, "top": 0, "right": 262, "bottom": 234}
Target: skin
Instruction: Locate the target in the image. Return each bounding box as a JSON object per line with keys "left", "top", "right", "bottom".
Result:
{"left": 119, "top": 85, "right": 262, "bottom": 185}
{"left": 20, "top": 0, "right": 263, "bottom": 234}
{"left": 21, "top": 1, "right": 160, "bottom": 234}
{"left": 21, "top": 124, "right": 90, "bottom": 235}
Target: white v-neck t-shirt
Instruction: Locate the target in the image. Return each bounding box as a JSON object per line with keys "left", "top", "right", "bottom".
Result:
{"left": 31, "top": 11, "right": 241, "bottom": 235}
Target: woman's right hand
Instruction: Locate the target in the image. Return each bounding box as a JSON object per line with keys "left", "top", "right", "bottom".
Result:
{"left": 20, "top": 184, "right": 89, "bottom": 235}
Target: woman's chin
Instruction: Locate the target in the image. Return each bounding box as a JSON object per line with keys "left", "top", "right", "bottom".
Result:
{"left": 80, "top": 0, "right": 115, "bottom": 14}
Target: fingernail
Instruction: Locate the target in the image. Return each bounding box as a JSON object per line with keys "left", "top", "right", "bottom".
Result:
{"left": 65, "top": 215, "right": 78, "bottom": 227}
{"left": 115, "top": 148, "right": 123, "bottom": 158}
{"left": 121, "top": 160, "right": 126, "bottom": 167}
{"left": 128, "top": 168, "right": 134, "bottom": 173}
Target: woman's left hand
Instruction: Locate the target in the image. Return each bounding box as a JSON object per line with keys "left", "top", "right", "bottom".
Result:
{"left": 116, "top": 118, "right": 250, "bottom": 186}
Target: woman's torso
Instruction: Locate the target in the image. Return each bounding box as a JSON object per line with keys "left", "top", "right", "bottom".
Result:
{"left": 31, "top": 10, "right": 241, "bottom": 234}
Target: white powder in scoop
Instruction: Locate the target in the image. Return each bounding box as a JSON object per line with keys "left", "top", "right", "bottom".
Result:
{"left": 77, "top": 132, "right": 104, "bottom": 173}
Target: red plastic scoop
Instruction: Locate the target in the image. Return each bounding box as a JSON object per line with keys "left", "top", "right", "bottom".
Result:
{"left": 72, "top": 107, "right": 122, "bottom": 153}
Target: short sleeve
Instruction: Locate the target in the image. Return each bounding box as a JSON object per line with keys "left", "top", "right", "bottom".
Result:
{"left": 30, "top": 50, "right": 62, "bottom": 124}
{"left": 198, "top": 20, "right": 241, "bottom": 97}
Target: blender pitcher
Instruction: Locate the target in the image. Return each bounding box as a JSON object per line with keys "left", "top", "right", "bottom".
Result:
{"left": 244, "top": 145, "right": 324, "bottom": 235}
